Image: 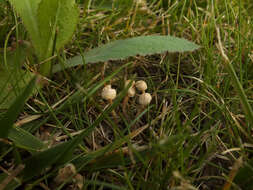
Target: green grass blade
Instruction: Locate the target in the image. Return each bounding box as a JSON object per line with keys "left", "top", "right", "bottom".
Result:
{"left": 73, "top": 134, "right": 187, "bottom": 172}
{"left": 22, "top": 137, "right": 81, "bottom": 180}
{"left": 0, "top": 77, "right": 36, "bottom": 138}
{"left": 52, "top": 35, "right": 200, "bottom": 73}
{"left": 217, "top": 27, "right": 253, "bottom": 126}
{"left": 234, "top": 158, "right": 253, "bottom": 189}
{"left": 8, "top": 127, "right": 45, "bottom": 151}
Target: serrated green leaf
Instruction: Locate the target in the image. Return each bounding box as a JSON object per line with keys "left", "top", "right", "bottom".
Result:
{"left": 52, "top": 35, "right": 200, "bottom": 73}
{"left": 0, "top": 77, "right": 36, "bottom": 138}
{"left": 8, "top": 127, "right": 45, "bottom": 151}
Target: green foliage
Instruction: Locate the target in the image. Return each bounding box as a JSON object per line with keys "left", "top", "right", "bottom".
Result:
{"left": 0, "top": 1, "right": 13, "bottom": 46}
{"left": 74, "top": 134, "right": 187, "bottom": 172}
{"left": 8, "top": 127, "right": 45, "bottom": 151}
{"left": 0, "top": 69, "right": 33, "bottom": 109}
{"left": 21, "top": 63, "right": 130, "bottom": 181}
{"left": 4, "top": 0, "right": 249, "bottom": 189}
{"left": 8, "top": 0, "right": 79, "bottom": 75}
{"left": 8, "top": 0, "right": 41, "bottom": 55}
{"left": 0, "top": 77, "right": 36, "bottom": 138}
{"left": 93, "top": 0, "right": 134, "bottom": 11}
{"left": 53, "top": 35, "right": 200, "bottom": 73}
{"left": 37, "top": 0, "right": 79, "bottom": 58}
{"left": 0, "top": 47, "right": 34, "bottom": 109}
{"left": 234, "top": 158, "right": 253, "bottom": 189}
{"left": 22, "top": 137, "right": 81, "bottom": 180}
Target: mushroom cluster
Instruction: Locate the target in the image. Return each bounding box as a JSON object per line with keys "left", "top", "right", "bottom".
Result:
{"left": 101, "top": 80, "right": 152, "bottom": 110}
{"left": 135, "top": 80, "right": 152, "bottom": 106}
{"left": 101, "top": 79, "right": 152, "bottom": 119}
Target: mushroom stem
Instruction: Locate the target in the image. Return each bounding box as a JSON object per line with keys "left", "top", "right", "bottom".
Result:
{"left": 122, "top": 95, "right": 129, "bottom": 116}
{"left": 136, "top": 105, "right": 145, "bottom": 118}
{"left": 122, "top": 80, "right": 136, "bottom": 117}
{"left": 109, "top": 99, "right": 118, "bottom": 123}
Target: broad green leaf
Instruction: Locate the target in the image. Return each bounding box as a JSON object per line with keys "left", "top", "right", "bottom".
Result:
{"left": 9, "top": 0, "right": 79, "bottom": 76}
{"left": 52, "top": 35, "right": 200, "bottom": 73}
{"left": 0, "top": 77, "right": 36, "bottom": 138}
{"left": 8, "top": 0, "right": 41, "bottom": 56}
{"left": 8, "top": 127, "right": 45, "bottom": 151}
{"left": 22, "top": 137, "right": 81, "bottom": 180}
{"left": 37, "top": 0, "right": 79, "bottom": 59}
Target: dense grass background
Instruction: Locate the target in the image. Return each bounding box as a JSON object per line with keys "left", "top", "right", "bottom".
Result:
{"left": 0, "top": 0, "right": 253, "bottom": 189}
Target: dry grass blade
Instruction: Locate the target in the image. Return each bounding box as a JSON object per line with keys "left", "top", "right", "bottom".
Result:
{"left": 15, "top": 114, "right": 42, "bottom": 127}
{"left": 0, "top": 164, "right": 25, "bottom": 190}
{"left": 222, "top": 157, "right": 243, "bottom": 190}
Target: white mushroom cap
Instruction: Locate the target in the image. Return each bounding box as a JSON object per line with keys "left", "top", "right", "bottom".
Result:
{"left": 125, "top": 80, "right": 136, "bottom": 97}
{"left": 135, "top": 80, "right": 147, "bottom": 92}
{"left": 139, "top": 93, "right": 152, "bottom": 106}
{"left": 101, "top": 85, "right": 117, "bottom": 101}
{"left": 127, "top": 87, "right": 136, "bottom": 97}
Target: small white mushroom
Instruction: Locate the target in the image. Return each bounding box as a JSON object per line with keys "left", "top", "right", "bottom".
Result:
{"left": 125, "top": 80, "right": 136, "bottom": 97}
{"left": 101, "top": 85, "right": 117, "bottom": 101}
{"left": 139, "top": 93, "right": 152, "bottom": 106}
{"left": 135, "top": 80, "right": 147, "bottom": 92}
{"left": 101, "top": 84, "right": 118, "bottom": 122}
{"left": 128, "top": 88, "right": 135, "bottom": 97}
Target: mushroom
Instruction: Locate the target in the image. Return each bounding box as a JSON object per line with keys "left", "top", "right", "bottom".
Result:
{"left": 101, "top": 85, "right": 117, "bottom": 103}
{"left": 135, "top": 80, "right": 147, "bottom": 93}
{"left": 135, "top": 80, "right": 152, "bottom": 116}
{"left": 139, "top": 92, "right": 152, "bottom": 106}
{"left": 101, "top": 84, "right": 118, "bottom": 122}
